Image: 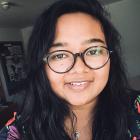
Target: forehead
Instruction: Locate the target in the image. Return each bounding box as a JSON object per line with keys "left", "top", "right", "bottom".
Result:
{"left": 56, "top": 12, "right": 103, "bottom": 33}
{"left": 51, "top": 12, "right": 106, "bottom": 51}
{"left": 55, "top": 12, "right": 104, "bottom": 38}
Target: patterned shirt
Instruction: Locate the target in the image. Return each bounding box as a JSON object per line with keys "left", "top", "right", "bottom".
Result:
{"left": 0, "top": 94, "right": 140, "bottom": 140}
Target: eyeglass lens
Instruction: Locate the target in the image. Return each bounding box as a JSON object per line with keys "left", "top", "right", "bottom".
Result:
{"left": 43, "top": 46, "right": 111, "bottom": 73}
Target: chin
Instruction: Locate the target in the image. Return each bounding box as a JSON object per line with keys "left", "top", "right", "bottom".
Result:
{"left": 68, "top": 99, "right": 93, "bottom": 107}
{"left": 67, "top": 95, "right": 99, "bottom": 109}
{"left": 66, "top": 98, "right": 84, "bottom": 105}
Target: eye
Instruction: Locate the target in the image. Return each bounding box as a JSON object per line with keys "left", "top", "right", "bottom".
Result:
{"left": 86, "top": 47, "right": 103, "bottom": 56}
{"left": 49, "top": 52, "right": 69, "bottom": 61}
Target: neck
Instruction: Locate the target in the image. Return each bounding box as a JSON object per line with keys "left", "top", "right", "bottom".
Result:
{"left": 72, "top": 102, "right": 94, "bottom": 128}
{"left": 65, "top": 100, "right": 97, "bottom": 140}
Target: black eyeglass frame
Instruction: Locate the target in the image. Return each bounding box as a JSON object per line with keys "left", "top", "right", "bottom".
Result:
{"left": 43, "top": 46, "right": 113, "bottom": 74}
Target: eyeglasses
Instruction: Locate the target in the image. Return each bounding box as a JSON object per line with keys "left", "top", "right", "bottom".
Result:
{"left": 43, "top": 46, "right": 113, "bottom": 73}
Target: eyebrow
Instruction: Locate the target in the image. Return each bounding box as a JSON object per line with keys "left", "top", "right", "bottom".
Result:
{"left": 83, "top": 38, "right": 105, "bottom": 45}
{"left": 52, "top": 38, "right": 105, "bottom": 47}
{"left": 52, "top": 42, "right": 66, "bottom": 47}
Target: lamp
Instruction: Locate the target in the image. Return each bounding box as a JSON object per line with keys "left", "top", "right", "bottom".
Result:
{"left": 0, "top": 1, "right": 10, "bottom": 10}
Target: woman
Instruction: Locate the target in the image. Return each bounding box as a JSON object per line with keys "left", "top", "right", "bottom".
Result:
{"left": 0, "top": 0, "right": 140, "bottom": 140}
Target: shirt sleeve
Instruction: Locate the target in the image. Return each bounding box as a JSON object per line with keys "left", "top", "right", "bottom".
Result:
{"left": 7, "top": 125, "right": 20, "bottom": 140}
{"left": 128, "top": 94, "right": 140, "bottom": 139}
{"left": 0, "top": 125, "right": 20, "bottom": 140}
{"left": 0, "top": 126, "right": 9, "bottom": 140}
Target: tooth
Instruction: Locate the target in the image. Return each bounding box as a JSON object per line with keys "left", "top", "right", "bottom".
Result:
{"left": 70, "top": 82, "right": 86, "bottom": 86}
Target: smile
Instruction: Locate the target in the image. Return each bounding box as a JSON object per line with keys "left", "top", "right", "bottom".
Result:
{"left": 70, "top": 81, "right": 87, "bottom": 86}
{"left": 65, "top": 81, "right": 92, "bottom": 91}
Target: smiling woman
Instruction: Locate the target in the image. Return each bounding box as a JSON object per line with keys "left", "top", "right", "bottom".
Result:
{"left": 0, "top": 0, "right": 140, "bottom": 140}
{"left": 45, "top": 13, "right": 110, "bottom": 108}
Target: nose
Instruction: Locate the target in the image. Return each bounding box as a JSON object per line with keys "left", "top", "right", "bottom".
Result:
{"left": 69, "top": 54, "right": 89, "bottom": 73}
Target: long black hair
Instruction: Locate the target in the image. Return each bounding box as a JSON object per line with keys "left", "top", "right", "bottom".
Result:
{"left": 17, "top": 0, "right": 131, "bottom": 139}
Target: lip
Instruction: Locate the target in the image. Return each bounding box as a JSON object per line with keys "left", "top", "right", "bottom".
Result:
{"left": 64, "top": 80, "right": 93, "bottom": 91}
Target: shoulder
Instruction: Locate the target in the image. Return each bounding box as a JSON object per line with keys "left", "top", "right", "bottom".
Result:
{"left": 0, "top": 125, "right": 20, "bottom": 140}
{"left": 0, "top": 126, "right": 9, "bottom": 140}
{"left": 127, "top": 90, "right": 140, "bottom": 139}
{"left": 128, "top": 90, "right": 140, "bottom": 115}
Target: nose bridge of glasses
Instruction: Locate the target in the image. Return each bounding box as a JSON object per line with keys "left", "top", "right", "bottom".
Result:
{"left": 74, "top": 52, "right": 84, "bottom": 60}
{"left": 73, "top": 52, "right": 86, "bottom": 67}
{"left": 74, "top": 52, "right": 85, "bottom": 63}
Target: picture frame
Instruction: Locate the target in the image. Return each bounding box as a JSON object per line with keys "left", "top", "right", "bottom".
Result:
{"left": 0, "top": 41, "right": 27, "bottom": 102}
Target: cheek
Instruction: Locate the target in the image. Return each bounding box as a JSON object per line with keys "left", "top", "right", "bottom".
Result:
{"left": 45, "top": 65, "right": 64, "bottom": 94}
{"left": 96, "top": 62, "right": 110, "bottom": 85}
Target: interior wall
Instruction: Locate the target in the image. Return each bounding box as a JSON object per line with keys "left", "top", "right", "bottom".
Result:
{"left": 0, "top": 28, "right": 22, "bottom": 41}
{"left": 106, "top": 0, "right": 140, "bottom": 78}
{"left": 21, "top": 26, "right": 33, "bottom": 57}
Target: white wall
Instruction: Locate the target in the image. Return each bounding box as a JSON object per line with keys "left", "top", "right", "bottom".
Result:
{"left": 106, "top": 0, "right": 140, "bottom": 78}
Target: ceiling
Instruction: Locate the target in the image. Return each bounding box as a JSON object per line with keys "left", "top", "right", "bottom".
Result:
{"left": 0, "top": 0, "right": 123, "bottom": 28}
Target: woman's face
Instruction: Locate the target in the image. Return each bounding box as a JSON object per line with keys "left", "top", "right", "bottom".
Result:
{"left": 45, "top": 12, "right": 110, "bottom": 107}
